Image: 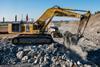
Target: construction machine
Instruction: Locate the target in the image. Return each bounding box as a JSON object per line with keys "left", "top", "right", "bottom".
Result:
{"left": 6, "top": 6, "right": 91, "bottom": 45}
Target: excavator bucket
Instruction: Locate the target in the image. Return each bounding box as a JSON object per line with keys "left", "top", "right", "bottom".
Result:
{"left": 12, "top": 34, "right": 54, "bottom": 45}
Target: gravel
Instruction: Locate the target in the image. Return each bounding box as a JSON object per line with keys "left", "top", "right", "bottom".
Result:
{"left": 0, "top": 39, "right": 99, "bottom": 67}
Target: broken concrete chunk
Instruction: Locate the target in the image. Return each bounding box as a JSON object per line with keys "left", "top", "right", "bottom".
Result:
{"left": 16, "top": 51, "right": 24, "bottom": 59}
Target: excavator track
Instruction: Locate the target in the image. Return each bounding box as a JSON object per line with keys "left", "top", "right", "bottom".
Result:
{"left": 12, "top": 34, "right": 54, "bottom": 45}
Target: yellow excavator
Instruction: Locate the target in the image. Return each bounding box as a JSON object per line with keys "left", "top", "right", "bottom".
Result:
{"left": 7, "top": 6, "right": 91, "bottom": 45}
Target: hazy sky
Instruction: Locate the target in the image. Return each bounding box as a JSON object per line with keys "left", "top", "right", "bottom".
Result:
{"left": 0, "top": 0, "right": 99, "bottom": 21}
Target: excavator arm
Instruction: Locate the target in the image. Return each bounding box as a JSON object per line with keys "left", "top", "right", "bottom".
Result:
{"left": 35, "top": 6, "right": 91, "bottom": 36}
{"left": 35, "top": 7, "right": 81, "bottom": 30}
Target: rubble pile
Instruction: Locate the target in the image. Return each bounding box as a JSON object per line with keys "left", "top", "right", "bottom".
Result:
{"left": 0, "top": 38, "right": 99, "bottom": 67}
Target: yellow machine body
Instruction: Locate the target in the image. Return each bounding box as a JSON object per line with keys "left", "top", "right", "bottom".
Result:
{"left": 4, "top": 6, "right": 91, "bottom": 45}
{"left": 8, "top": 23, "right": 40, "bottom": 34}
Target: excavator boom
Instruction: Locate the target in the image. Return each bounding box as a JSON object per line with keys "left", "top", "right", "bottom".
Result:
{"left": 35, "top": 6, "right": 90, "bottom": 33}
{"left": 35, "top": 7, "right": 81, "bottom": 31}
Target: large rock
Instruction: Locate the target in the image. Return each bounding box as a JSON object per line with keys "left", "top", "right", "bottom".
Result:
{"left": 21, "top": 56, "right": 28, "bottom": 63}
{"left": 16, "top": 51, "right": 24, "bottom": 59}
{"left": 23, "top": 46, "right": 32, "bottom": 52}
